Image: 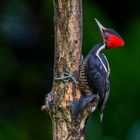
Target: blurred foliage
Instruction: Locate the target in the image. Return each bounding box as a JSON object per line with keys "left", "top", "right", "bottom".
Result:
{"left": 0, "top": 0, "right": 140, "bottom": 140}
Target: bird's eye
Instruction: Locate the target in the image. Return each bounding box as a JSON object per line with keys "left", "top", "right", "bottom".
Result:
{"left": 104, "top": 33, "right": 109, "bottom": 40}
{"left": 104, "top": 33, "right": 108, "bottom": 38}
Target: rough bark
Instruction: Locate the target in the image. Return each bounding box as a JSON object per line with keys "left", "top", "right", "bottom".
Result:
{"left": 42, "top": 0, "right": 99, "bottom": 140}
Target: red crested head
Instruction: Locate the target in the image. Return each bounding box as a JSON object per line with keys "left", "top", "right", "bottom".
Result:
{"left": 95, "top": 18, "right": 125, "bottom": 48}
{"left": 102, "top": 30, "right": 124, "bottom": 48}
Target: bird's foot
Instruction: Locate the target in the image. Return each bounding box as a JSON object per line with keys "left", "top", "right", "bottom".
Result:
{"left": 55, "top": 69, "right": 78, "bottom": 86}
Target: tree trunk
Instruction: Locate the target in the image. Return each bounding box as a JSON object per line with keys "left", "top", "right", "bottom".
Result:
{"left": 42, "top": 0, "right": 99, "bottom": 140}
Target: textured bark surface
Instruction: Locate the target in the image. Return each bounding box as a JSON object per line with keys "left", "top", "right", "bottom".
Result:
{"left": 42, "top": 0, "right": 99, "bottom": 140}
{"left": 52, "top": 0, "right": 83, "bottom": 139}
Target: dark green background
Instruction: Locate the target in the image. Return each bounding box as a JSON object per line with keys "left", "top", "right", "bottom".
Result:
{"left": 0, "top": 0, "right": 140, "bottom": 140}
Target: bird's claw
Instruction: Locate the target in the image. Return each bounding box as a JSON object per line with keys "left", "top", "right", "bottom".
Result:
{"left": 55, "top": 69, "right": 78, "bottom": 86}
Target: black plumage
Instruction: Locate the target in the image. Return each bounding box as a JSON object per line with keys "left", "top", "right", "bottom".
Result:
{"left": 79, "top": 43, "right": 110, "bottom": 121}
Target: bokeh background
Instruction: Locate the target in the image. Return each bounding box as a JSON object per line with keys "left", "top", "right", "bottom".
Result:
{"left": 0, "top": 0, "right": 140, "bottom": 140}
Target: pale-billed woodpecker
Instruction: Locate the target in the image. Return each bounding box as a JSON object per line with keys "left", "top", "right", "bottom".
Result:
{"left": 54, "top": 18, "right": 124, "bottom": 121}
{"left": 79, "top": 19, "right": 124, "bottom": 121}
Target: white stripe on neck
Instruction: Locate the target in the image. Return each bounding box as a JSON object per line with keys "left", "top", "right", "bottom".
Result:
{"left": 102, "top": 54, "right": 110, "bottom": 78}
{"left": 96, "top": 43, "right": 108, "bottom": 73}
{"left": 96, "top": 43, "right": 106, "bottom": 55}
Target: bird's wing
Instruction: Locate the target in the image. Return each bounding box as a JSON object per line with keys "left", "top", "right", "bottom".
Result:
{"left": 86, "top": 55, "right": 110, "bottom": 113}
{"left": 100, "top": 79, "right": 110, "bottom": 113}
{"left": 86, "top": 55, "right": 106, "bottom": 96}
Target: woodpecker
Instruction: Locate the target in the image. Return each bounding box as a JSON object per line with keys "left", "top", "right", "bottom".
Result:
{"left": 79, "top": 19, "right": 124, "bottom": 122}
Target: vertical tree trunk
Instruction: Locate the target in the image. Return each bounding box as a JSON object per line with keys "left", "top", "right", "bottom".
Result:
{"left": 42, "top": 0, "right": 99, "bottom": 140}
